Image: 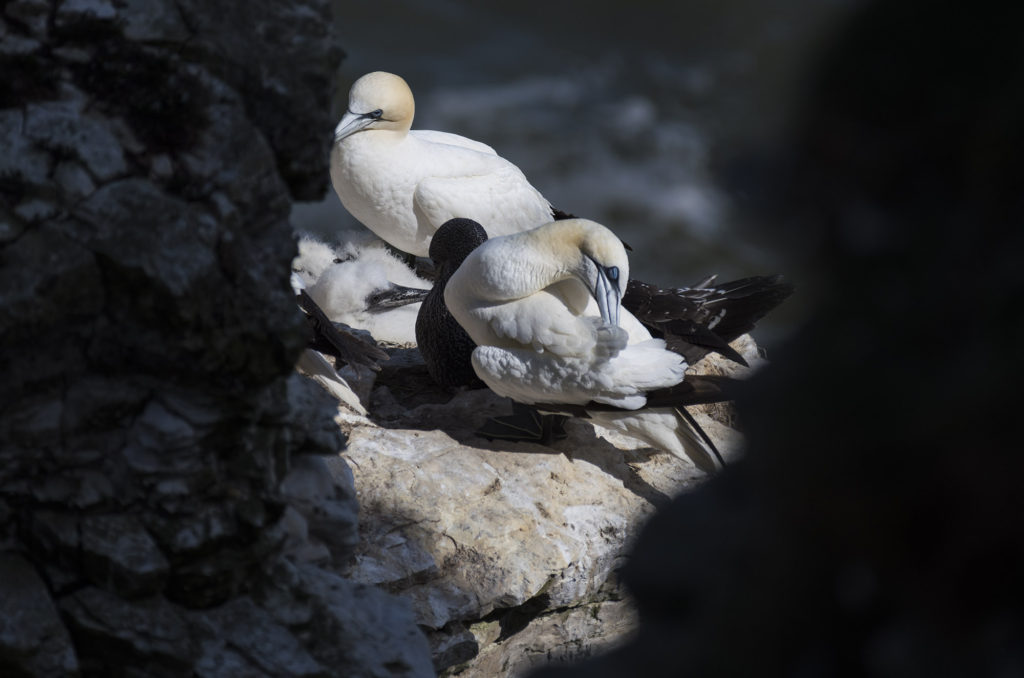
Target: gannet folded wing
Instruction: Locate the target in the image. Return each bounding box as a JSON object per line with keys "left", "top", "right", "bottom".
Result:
{"left": 475, "top": 290, "right": 629, "bottom": 359}
{"left": 472, "top": 338, "right": 685, "bottom": 410}
{"left": 411, "top": 129, "right": 497, "bottom": 155}
{"left": 623, "top": 275, "right": 794, "bottom": 366}
{"left": 413, "top": 166, "right": 553, "bottom": 240}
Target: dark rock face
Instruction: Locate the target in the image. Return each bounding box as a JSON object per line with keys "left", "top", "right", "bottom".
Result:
{"left": 532, "top": 1, "right": 1024, "bottom": 677}
{"left": 1, "top": 1, "right": 431, "bottom": 676}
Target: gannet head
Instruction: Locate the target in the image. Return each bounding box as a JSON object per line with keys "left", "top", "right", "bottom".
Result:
{"left": 430, "top": 218, "right": 489, "bottom": 278}
{"left": 334, "top": 71, "right": 415, "bottom": 142}
{"left": 545, "top": 219, "right": 629, "bottom": 327}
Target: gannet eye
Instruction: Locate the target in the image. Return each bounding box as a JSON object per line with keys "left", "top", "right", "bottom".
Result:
{"left": 604, "top": 266, "right": 620, "bottom": 287}
{"left": 366, "top": 109, "right": 383, "bottom": 119}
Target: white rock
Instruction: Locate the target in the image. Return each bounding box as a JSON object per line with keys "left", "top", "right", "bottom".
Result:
{"left": 323, "top": 337, "right": 760, "bottom": 674}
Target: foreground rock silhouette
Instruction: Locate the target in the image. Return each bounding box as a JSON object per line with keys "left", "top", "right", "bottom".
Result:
{"left": 532, "top": 1, "right": 1024, "bottom": 676}
{"left": 1, "top": 1, "right": 433, "bottom": 675}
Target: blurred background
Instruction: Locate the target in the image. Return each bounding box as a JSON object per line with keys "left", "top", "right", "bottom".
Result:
{"left": 293, "top": 0, "right": 861, "bottom": 347}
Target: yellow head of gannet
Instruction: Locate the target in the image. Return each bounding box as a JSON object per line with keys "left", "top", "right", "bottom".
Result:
{"left": 515, "top": 218, "right": 629, "bottom": 327}
{"left": 334, "top": 71, "right": 415, "bottom": 141}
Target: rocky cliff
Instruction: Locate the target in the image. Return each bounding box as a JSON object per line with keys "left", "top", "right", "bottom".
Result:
{"left": 1, "top": 1, "right": 433, "bottom": 675}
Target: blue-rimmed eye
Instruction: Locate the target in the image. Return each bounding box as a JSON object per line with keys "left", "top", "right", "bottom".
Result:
{"left": 604, "top": 266, "right": 619, "bottom": 283}
{"left": 367, "top": 109, "right": 383, "bottom": 119}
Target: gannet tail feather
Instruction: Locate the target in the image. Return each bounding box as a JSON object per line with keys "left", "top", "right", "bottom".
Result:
{"left": 543, "top": 374, "right": 741, "bottom": 417}
{"left": 674, "top": 406, "right": 726, "bottom": 471}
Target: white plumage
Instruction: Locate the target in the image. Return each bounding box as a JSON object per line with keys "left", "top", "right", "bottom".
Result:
{"left": 444, "top": 218, "right": 721, "bottom": 472}
{"left": 330, "top": 71, "right": 555, "bottom": 257}
{"left": 293, "top": 234, "right": 430, "bottom": 345}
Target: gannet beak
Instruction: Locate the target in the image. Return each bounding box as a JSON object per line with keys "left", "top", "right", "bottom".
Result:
{"left": 593, "top": 267, "right": 621, "bottom": 327}
{"left": 334, "top": 109, "right": 376, "bottom": 142}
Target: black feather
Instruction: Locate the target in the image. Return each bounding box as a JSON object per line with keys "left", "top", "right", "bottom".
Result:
{"left": 298, "top": 290, "right": 389, "bottom": 371}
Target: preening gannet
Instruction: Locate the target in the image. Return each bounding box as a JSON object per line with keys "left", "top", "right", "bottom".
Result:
{"left": 330, "top": 71, "right": 557, "bottom": 257}
{"left": 421, "top": 218, "right": 793, "bottom": 384}
{"left": 444, "top": 218, "right": 724, "bottom": 471}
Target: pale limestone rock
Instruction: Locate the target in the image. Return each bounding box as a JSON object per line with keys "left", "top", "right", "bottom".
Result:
{"left": 324, "top": 339, "right": 757, "bottom": 675}
{"left": 462, "top": 598, "right": 637, "bottom": 678}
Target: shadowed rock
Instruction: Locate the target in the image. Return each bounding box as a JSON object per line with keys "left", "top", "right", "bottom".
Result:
{"left": 0, "top": 1, "right": 432, "bottom": 675}
{"left": 530, "top": 1, "right": 1024, "bottom": 676}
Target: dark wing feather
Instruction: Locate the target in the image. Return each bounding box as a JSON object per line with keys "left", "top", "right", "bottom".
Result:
{"left": 623, "top": 275, "right": 794, "bottom": 366}
{"left": 297, "top": 290, "right": 389, "bottom": 371}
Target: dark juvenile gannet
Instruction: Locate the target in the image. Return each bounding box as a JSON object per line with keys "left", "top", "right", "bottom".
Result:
{"left": 414, "top": 218, "right": 488, "bottom": 388}
{"left": 330, "top": 72, "right": 557, "bottom": 257}
{"left": 444, "top": 218, "right": 726, "bottom": 471}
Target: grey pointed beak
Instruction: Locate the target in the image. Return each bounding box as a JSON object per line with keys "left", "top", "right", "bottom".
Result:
{"left": 334, "top": 109, "right": 375, "bottom": 142}
{"left": 594, "top": 268, "right": 621, "bottom": 327}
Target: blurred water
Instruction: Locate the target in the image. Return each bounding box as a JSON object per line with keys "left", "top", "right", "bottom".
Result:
{"left": 293, "top": 0, "right": 858, "bottom": 342}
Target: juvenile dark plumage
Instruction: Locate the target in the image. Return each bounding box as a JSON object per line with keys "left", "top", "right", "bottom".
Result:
{"left": 414, "top": 218, "right": 489, "bottom": 388}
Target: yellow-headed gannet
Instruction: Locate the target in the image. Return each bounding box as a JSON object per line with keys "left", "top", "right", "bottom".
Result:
{"left": 444, "top": 218, "right": 724, "bottom": 471}
{"left": 330, "top": 71, "right": 558, "bottom": 257}
{"left": 420, "top": 219, "right": 793, "bottom": 387}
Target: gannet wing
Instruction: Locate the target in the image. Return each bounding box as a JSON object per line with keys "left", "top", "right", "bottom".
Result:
{"left": 411, "top": 130, "right": 498, "bottom": 155}
{"left": 472, "top": 345, "right": 642, "bottom": 407}
{"left": 471, "top": 338, "right": 684, "bottom": 410}
{"left": 622, "top": 275, "right": 794, "bottom": 366}
{"left": 481, "top": 291, "right": 628, "bottom": 358}
{"left": 413, "top": 167, "right": 553, "bottom": 237}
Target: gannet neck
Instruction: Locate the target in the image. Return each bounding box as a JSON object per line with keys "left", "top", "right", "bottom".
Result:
{"left": 501, "top": 219, "right": 629, "bottom": 324}
{"left": 335, "top": 71, "right": 414, "bottom": 142}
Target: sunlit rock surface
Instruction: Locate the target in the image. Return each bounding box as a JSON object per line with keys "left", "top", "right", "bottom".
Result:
{"left": 326, "top": 341, "right": 758, "bottom": 676}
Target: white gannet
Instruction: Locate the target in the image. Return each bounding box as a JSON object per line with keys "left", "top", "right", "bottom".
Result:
{"left": 330, "top": 71, "right": 558, "bottom": 257}
{"left": 444, "top": 218, "right": 724, "bottom": 472}
{"left": 418, "top": 218, "right": 793, "bottom": 387}
{"left": 293, "top": 234, "right": 431, "bottom": 345}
